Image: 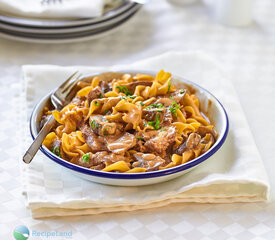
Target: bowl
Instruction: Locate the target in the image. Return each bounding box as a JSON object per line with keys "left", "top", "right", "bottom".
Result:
{"left": 30, "top": 70, "right": 229, "bottom": 186}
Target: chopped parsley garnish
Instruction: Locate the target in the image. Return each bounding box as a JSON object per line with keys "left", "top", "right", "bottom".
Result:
{"left": 99, "top": 93, "right": 103, "bottom": 98}
{"left": 169, "top": 101, "right": 180, "bottom": 118}
{"left": 95, "top": 101, "right": 99, "bottom": 106}
{"left": 103, "top": 129, "right": 109, "bottom": 136}
{"left": 180, "top": 89, "right": 185, "bottom": 94}
{"left": 167, "top": 79, "right": 172, "bottom": 93}
{"left": 120, "top": 95, "right": 137, "bottom": 100}
{"left": 116, "top": 86, "right": 132, "bottom": 96}
{"left": 90, "top": 120, "right": 100, "bottom": 129}
{"left": 146, "top": 103, "right": 164, "bottom": 109}
{"left": 82, "top": 153, "right": 90, "bottom": 163}
{"left": 104, "top": 110, "right": 109, "bottom": 114}
{"left": 140, "top": 102, "right": 145, "bottom": 106}
{"left": 51, "top": 146, "right": 61, "bottom": 158}
{"left": 137, "top": 137, "right": 144, "bottom": 141}
{"left": 148, "top": 114, "right": 161, "bottom": 130}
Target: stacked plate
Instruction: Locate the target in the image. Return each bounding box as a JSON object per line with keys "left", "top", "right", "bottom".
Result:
{"left": 0, "top": 1, "right": 142, "bottom": 43}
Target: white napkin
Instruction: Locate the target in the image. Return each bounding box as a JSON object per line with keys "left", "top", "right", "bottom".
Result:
{"left": 0, "top": 0, "right": 117, "bottom": 19}
{"left": 20, "top": 52, "right": 270, "bottom": 218}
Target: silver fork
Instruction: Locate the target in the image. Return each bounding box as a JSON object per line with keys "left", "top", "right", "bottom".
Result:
{"left": 23, "top": 71, "right": 82, "bottom": 164}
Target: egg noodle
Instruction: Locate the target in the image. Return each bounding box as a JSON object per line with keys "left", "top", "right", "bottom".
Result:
{"left": 42, "top": 70, "right": 216, "bottom": 173}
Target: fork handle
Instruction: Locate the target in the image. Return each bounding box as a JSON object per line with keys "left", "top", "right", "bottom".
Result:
{"left": 23, "top": 115, "right": 56, "bottom": 164}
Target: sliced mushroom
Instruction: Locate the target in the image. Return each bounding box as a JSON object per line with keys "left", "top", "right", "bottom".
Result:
{"left": 174, "top": 133, "right": 201, "bottom": 155}
{"left": 132, "top": 152, "right": 166, "bottom": 171}
{"left": 197, "top": 126, "right": 216, "bottom": 140}
{"left": 186, "top": 133, "right": 201, "bottom": 149}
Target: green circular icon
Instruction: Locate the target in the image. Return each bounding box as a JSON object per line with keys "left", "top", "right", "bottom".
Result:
{"left": 13, "top": 225, "right": 29, "bottom": 240}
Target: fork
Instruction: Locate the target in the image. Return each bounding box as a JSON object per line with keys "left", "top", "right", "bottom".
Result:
{"left": 23, "top": 71, "right": 81, "bottom": 164}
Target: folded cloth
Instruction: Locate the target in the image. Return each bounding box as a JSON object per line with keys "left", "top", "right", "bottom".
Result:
{"left": 19, "top": 52, "right": 270, "bottom": 218}
{"left": 0, "top": 0, "right": 120, "bottom": 19}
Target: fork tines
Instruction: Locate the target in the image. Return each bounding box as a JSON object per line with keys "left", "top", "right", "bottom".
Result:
{"left": 58, "top": 71, "right": 80, "bottom": 92}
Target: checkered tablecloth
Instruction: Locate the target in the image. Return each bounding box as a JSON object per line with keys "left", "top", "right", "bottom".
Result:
{"left": 0, "top": 0, "right": 275, "bottom": 239}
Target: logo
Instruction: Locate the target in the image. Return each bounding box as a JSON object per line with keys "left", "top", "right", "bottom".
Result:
{"left": 13, "top": 225, "right": 29, "bottom": 240}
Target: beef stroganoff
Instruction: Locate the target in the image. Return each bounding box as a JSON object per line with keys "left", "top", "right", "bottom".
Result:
{"left": 42, "top": 70, "right": 216, "bottom": 173}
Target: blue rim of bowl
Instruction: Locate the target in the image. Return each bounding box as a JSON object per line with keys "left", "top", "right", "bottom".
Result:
{"left": 29, "top": 71, "right": 229, "bottom": 180}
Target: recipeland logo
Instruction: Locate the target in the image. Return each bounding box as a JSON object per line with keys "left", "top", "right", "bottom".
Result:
{"left": 13, "top": 225, "right": 73, "bottom": 239}
{"left": 13, "top": 225, "right": 30, "bottom": 240}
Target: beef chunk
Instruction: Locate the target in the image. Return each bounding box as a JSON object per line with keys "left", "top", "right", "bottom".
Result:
{"left": 87, "top": 86, "right": 103, "bottom": 103}
{"left": 81, "top": 151, "right": 131, "bottom": 170}
{"left": 105, "top": 132, "right": 136, "bottom": 154}
{"left": 134, "top": 139, "right": 147, "bottom": 153}
{"left": 80, "top": 124, "right": 107, "bottom": 152}
{"left": 138, "top": 130, "right": 159, "bottom": 141}
{"left": 99, "top": 152, "right": 131, "bottom": 166}
{"left": 99, "top": 80, "right": 112, "bottom": 93}
{"left": 89, "top": 115, "right": 124, "bottom": 136}
{"left": 142, "top": 108, "right": 165, "bottom": 122}
{"left": 124, "top": 81, "right": 153, "bottom": 94}
{"left": 77, "top": 152, "right": 93, "bottom": 168}
{"left": 144, "top": 127, "right": 176, "bottom": 154}
{"left": 117, "top": 81, "right": 153, "bottom": 95}
{"left": 91, "top": 152, "right": 107, "bottom": 168}
{"left": 142, "top": 107, "right": 172, "bottom": 126}
{"left": 77, "top": 152, "right": 112, "bottom": 170}
{"left": 133, "top": 130, "right": 157, "bottom": 153}
{"left": 133, "top": 130, "right": 158, "bottom": 153}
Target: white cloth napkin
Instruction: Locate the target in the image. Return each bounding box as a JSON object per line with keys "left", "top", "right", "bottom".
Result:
{"left": 20, "top": 52, "right": 270, "bottom": 218}
{"left": 0, "top": 0, "right": 116, "bottom": 19}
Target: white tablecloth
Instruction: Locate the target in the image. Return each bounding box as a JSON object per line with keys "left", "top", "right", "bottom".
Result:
{"left": 0, "top": 0, "right": 275, "bottom": 239}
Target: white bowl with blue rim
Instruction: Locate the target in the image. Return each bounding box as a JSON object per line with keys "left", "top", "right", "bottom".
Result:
{"left": 30, "top": 70, "right": 229, "bottom": 186}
